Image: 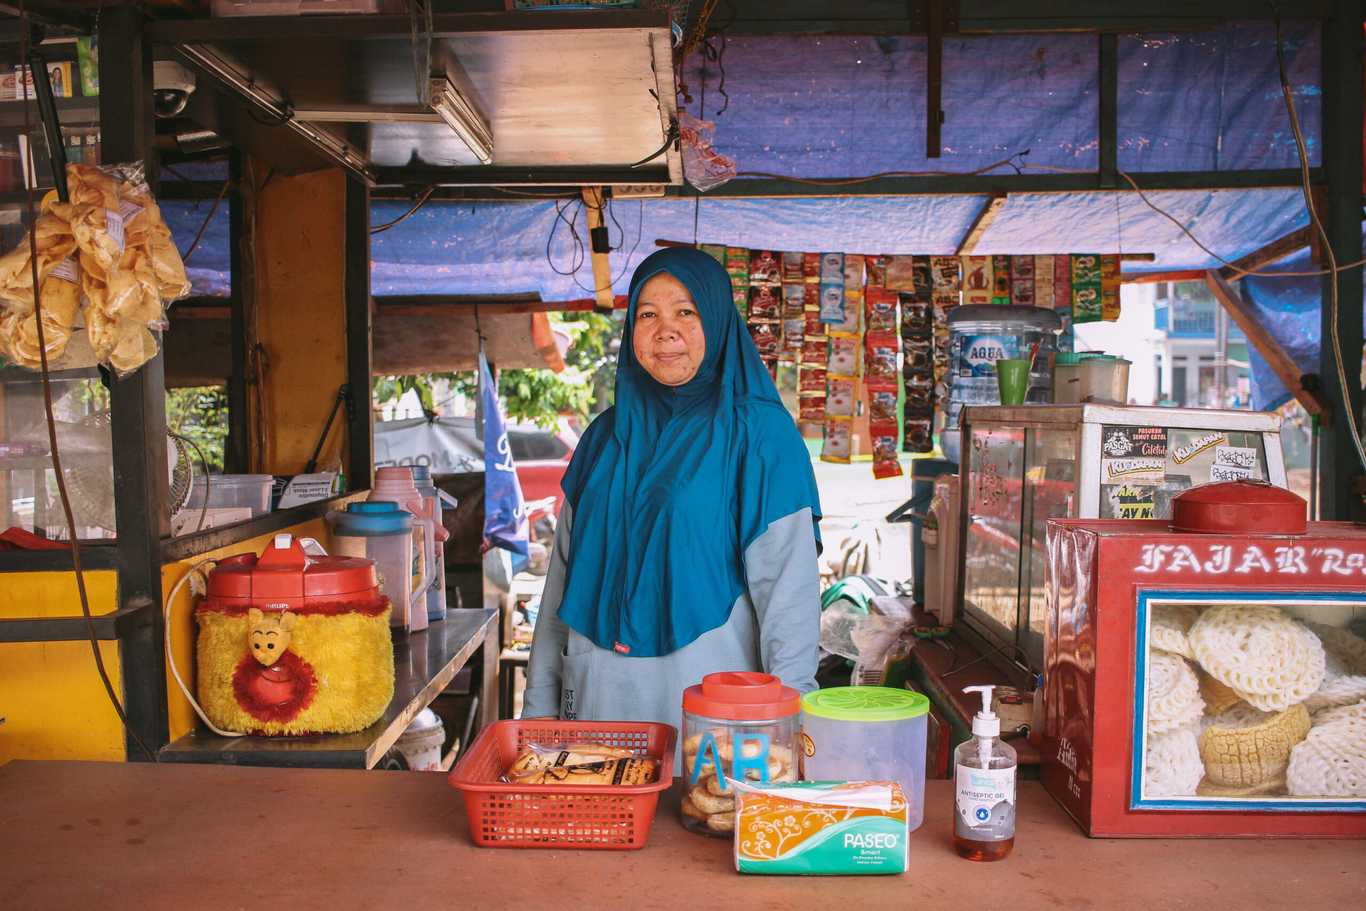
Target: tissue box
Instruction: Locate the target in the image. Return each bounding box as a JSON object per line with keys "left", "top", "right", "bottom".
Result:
{"left": 734, "top": 781, "right": 908, "bottom": 875}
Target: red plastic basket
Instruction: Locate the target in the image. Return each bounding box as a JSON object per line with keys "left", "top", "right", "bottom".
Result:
{"left": 448, "top": 719, "right": 677, "bottom": 849}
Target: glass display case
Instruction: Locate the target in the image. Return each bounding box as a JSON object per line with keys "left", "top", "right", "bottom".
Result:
{"left": 0, "top": 367, "right": 115, "bottom": 539}
{"left": 957, "top": 404, "right": 1286, "bottom": 674}
{"left": 1044, "top": 513, "right": 1366, "bottom": 837}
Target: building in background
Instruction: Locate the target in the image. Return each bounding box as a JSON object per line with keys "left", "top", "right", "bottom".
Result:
{"left": 1152, "top": 281, "right": 1251, "bottom": 408}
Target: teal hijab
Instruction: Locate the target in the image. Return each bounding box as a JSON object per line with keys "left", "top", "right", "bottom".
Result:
{"left": 557, "top": 247, "right": 822, "bottom": 658}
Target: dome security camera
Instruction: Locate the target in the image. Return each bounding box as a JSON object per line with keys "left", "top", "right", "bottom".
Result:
{"left": 153, "top": 60, "right": 196, "bottom": 119}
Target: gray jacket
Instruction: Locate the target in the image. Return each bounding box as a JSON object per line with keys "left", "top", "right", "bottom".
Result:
{"left": 522, "top": 502, "right": 820, "bottom": 729}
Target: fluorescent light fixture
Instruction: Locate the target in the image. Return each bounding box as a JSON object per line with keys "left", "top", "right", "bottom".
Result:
{"left": 429, "top": 75, "right": 493, "bottom": 166}
{"left": 175, "top": 44, "right": 376, "bottom": 184}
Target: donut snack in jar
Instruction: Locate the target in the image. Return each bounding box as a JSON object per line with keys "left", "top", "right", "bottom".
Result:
{"left": 680, "top": 671, "right": 801, "bottom": 836}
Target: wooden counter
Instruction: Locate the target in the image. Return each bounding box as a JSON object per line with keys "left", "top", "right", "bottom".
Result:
{"left": 1, "top": 761, "right": 1361, "bottom": 910}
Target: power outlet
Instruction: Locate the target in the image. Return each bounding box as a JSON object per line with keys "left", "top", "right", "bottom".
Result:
{"left": 611, "top": 184, "right": 667, "bottom": 199}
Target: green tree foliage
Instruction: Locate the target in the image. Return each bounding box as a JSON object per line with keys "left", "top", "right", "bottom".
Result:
{"left": 372, "top": 311, "right": 620, "bottom": 427}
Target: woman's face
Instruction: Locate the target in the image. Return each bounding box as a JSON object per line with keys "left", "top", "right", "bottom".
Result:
{"left": 633, "top": 272, "right": 706, "bottom": 386}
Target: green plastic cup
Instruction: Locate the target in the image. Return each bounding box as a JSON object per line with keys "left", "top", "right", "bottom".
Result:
{"left": 996, "top": 358, "right": 1031, "bottom": 405}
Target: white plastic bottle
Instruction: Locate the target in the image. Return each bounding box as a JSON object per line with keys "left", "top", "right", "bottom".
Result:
{"left": 953, "top": 684, "right": 1017, "bottom": 861}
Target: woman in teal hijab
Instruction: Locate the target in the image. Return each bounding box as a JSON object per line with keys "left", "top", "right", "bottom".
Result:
{"left": 524, "top": 247, "right": 822, "bottom": 728}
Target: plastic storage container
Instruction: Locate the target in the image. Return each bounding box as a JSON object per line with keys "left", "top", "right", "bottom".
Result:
{"left": 800, "top": 687, "right": 930, "bottom": 831}
{"left": 448, "top": 719, "right": 676, "bottom": 849}
{"left": 410, "top": 465, "right": 449, "bottom": 622}
{"left": 680, "top": 671, "right": 801, "bottom": 836}
{"left": 1053, "top": 352, "right": 1131, "bottom": 404}
{"left": 327, "top": 501, "right": 429, "bottom": 631}
{"left": 943, "top": 305, "right": 1061, "bottom": 463}
{"left": 394, "top": 708, "right": 446, "bottom": 771}
{"left": 370, "top": 467, "right": 442, "bottom": 631}
{"left": 187, "top": 474, "right": 274, "bottom": 517}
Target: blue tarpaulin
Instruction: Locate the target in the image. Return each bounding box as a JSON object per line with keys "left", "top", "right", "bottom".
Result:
{"left": 158, "top": 20, "right": 1338, "bottom": 410}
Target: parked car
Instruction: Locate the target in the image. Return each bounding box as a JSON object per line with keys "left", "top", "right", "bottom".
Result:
{"left": 373, "top": 415, "right": 578, "bottom": 514}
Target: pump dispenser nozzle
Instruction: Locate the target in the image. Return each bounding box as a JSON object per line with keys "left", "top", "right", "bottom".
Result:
{"left": 962, "top": 685, "right": 1000, "bottom": 738}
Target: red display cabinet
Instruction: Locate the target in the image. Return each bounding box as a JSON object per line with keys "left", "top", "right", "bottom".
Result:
{"left": 1042, "top": 485, "right": 1366, "bottom": 837}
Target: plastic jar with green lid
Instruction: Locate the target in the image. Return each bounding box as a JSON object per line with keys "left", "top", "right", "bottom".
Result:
{"left": 801, "top": 686, "right": 931, "bottom": 830}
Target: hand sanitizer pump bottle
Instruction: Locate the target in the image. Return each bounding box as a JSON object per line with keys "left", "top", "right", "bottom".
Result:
{"left": 953, "top": 684, "right": 1017, "bottom": 861}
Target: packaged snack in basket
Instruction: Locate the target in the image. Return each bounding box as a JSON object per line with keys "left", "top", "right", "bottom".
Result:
{"left": 864, "top": 336, "right": 899, "bottom": 389}
{"left": 699, "top": 243, "right": 727, "bottom": 266}
{"left": 827, "top": 335, "right": 859, "bottom": 377}
{"left": 822, "top": 418, "right": 852, "bottom": 463}
{"left": 1071, "top": 254, "right": 1102, "bottom": 323}
{"left": 826, "top": 377, "right": 856, "bottom": 417}
{"left": 872, "top": 430, "right": 904, "bottom": 480}
{"left": 799, "top": 366, "right": 827, "bottom": 394}
{"left": 961, "top": 255, "right": 992, "bottom": 305}
{"left": 1101, "top": 253, "right": 1121, "bottom": 321}
{"left": 782, "top": 251, "right": 804, "bottom": 283}
{"left": 869, "top": 388, "right": 898, "bottom": 424}
{"left": 748, "top": 284, "right": 782, "bottom": 321}
{"left": 819, "top": 282, "right": 845, "bottom": 324}
{"left": 931, "top": 255, "right": 960, "bottom": 292}
{"left": 865, "top": 287, "right": 899, "bottom": 334}
{"left": 991, "top": 255, "right": 1012, "bottom": 305}
{"left": 804, "top": 252, "right": 822, "bottom": 282}
{"left": 864, "top": 254, "right": 888, "bottom": 289}
{"left": 903, "top": 418, "right": 934, "bottom": 454}
{"left": 783, "top": 283, "right": 807, "bottom": 318}
{"left": 799, "top": 394, "right": 826, "bottom": 422}
{"left": 734, "top": 781, "right": 908, "bottom": 875}
{"left": 749, "top": 249, "right": 781, "bottom": 285}
{"left": 1010, "top": 255, "right": 1035, "bottom": 307}
{"left": 504, "top": 741, "right": 659, "bottom": 786}
{"left": 749, "top": 321, "right": 781, "bottom": 356}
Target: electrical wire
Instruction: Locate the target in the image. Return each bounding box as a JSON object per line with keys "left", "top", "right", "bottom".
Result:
{"left": 1022, "top": 160, "right": 1366, "bottom": 279}
{"left": 16, "top": 5, "right": 156, "bottom": 762}
{"left": 370, "top": 185, "right": 436, "bottom": 234}
{"left": 734, "top": 155, "right": 1031, "bottom": 186}
{"left": 164, "top": 558, "right": 244, "bottom": 738}
{"left": 178, "top": 178, "right": 230, "bottom": 262}
{"left": 1271, "top": 6, "right": 1366, "bottom": 478}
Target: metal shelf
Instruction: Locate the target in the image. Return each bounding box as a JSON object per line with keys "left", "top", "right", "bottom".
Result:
{"left": 0, "top": 96, "right": 99, "bottom": 128}
{"left": 158, "top": 607, "right": 497, "bottom": 769}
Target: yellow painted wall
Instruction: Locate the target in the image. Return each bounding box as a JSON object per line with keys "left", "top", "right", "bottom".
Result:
{"left": 252, "top": 168, "right": 351, "bottom": 475}
{"left": 0, "top": 571, "right": 126, "bottom": 764}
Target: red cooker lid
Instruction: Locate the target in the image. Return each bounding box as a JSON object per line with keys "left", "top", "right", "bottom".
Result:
{"left": 1171, "top": 480, "right": 1307, "bottom": 535}
{"left": 682, "top": 671, "right": 801, "bottom": 721}
{"left": 206, "top": 534, "right": 379, "bottom": 601}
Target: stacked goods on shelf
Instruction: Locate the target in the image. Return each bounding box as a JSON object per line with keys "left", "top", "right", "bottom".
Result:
{"left": 797, "top": 251, "right": 826, "bottom": 429}
{"left": 929, "top": 256, "right": 961, "bottom": 446}
{"left": 820, "top": 253, "right": 857, "bottom": 463}
{"left": 898, "top": 257, "right": 935, "bottom": 457}
{"left": 747, "top": 249, "right": 782, "bottom": 375}
{"left": 781, "top": 251, "right": 805, "bottom": 353}
{"left": 864, "top": 255, "right": 901, "bottom": 477}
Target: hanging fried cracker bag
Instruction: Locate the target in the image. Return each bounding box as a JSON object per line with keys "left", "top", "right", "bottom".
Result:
{"left": 0, "top": 162, "right": 192, "bottom": 375}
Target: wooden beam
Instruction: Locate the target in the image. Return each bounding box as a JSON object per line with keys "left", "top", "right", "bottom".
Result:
{"left": 1203, "top": 270, "right": 1330, "bottom": 421}
{"left": 581, "top": 187, "right": 615, "bottom": 313}
{"left": 956, "top": 194, "right": 1008, "bottom": 254}
{"left": 1218, "top": 225, "right": 1313, "bottom": 279}
{"left": 1121, "top": 269, "right": 1206, "bottom": 285}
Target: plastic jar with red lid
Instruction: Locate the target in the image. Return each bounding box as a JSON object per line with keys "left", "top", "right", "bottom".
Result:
{"left": 679, "top": 671, "right": 801, "bottom": 836}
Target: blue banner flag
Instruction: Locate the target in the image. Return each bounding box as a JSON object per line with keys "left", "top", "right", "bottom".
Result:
{"left": 480, "top": 352, "right": 529, "bottom": 555}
